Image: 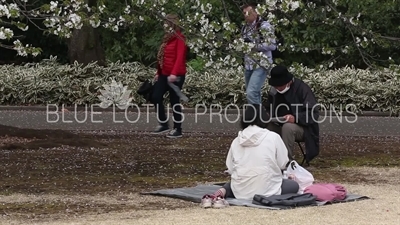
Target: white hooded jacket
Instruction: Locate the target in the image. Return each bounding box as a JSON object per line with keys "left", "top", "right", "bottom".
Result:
{"left": 226, "top": 125, "right": 289, "bottom": 200}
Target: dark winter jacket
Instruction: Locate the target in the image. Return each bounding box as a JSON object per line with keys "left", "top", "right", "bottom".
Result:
{"left": 263, "top": 78, "right": 320, "bottom": 163}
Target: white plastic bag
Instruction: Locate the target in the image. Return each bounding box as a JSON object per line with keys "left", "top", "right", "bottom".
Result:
{"left": 286, "top": 160, "right": 314, "bottom": 194}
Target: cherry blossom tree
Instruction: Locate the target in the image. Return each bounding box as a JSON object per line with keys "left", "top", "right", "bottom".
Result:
{"left": 1, "top": 0, "right": 398, "bottom": 69}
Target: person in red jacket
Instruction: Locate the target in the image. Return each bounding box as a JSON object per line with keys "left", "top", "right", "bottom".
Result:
{"left": 152, "top": 14, "right": 187, "bottom": 138}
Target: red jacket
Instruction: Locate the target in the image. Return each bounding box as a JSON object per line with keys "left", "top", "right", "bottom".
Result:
{"left": 157, "top": 31, "right": 187, "bottom": 76}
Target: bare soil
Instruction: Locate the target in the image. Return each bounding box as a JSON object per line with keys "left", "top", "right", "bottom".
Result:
{"left": 0, "top": 125, "right": 399, "bottom": 222}
{"left": 0, "top": 125, "right": 106, "bottom": 150}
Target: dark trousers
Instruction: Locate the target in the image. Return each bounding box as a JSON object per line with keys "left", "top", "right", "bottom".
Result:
{"left": 152, "top": 75, "right": 185, "bottom": 130}
{"left": 222, "top": 179, "right": 299, "bottom": 198}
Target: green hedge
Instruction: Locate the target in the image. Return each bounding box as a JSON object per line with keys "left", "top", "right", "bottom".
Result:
{"left": 1, "top": 58, "right": 400, "bottom": 114}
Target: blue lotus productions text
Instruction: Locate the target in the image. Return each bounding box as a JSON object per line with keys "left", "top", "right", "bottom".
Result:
{"left": 45, "top": 103, "right": 359, "bottom": 124}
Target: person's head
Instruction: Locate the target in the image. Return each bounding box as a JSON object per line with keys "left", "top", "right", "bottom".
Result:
{"left": 240, "top": 104, "right": 269, "bottom": 130}
{"left": 241, "top": 3, "right": 259, "bottom": 24}
{"left": 163, "top": 14, "right": 180, "bottom": 33}
{"left": 268, "top": 65, "right": 295, "bottom": 94}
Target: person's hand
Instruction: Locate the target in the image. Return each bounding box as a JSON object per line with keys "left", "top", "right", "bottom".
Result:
{"left": 154, "top": 74, "right": 158, "bottom": 81}
{"left": 223, "top": 169, "right": 231, "bottom": 175}
{"left": 288, "top": 174, "right": 296, "bottom": 180}
{"left": 284, "top": 114, "right": 295, "bottom": 123}
{"left": 251, "top": 47, "right": 258, "bottom": 53}
{"left": 168, "top": 74, "right": 177, "bottom": 83}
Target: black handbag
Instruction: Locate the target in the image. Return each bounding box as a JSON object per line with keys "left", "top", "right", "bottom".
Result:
{"left": 137, "top": 79, "right": 154, "bottom": 103}
{"left": 252, "top": 193, "right": 317, "bottom": 209}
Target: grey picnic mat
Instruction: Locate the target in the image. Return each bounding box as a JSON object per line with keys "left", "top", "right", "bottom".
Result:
{"left": 140, "top": 183, "right": 370, "bottom": 210}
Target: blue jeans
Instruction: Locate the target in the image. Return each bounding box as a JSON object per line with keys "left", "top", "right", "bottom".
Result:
{"left": 244, "top": 67, "right": 268, "bottom": 104}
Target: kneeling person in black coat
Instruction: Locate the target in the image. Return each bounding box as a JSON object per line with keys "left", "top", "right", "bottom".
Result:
{"left": 263, "top": 65, "right": 320, "bottom": 164}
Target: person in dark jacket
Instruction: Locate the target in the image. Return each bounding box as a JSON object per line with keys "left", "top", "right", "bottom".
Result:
{"left": 152, "top": 14, "right": 187, "bottom": 138}
{"left": 263, "top": 65, "right": 320, "bottom": 164}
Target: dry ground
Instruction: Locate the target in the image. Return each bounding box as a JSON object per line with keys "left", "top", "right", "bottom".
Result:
{"left": 1, "top": 167, "right": 399, "bottom": 225}
{"left": 0, "top": 125, "right": 399, "bottom": 224}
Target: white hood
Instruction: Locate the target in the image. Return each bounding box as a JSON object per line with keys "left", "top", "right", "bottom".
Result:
{"left": 226, "top": 125, "right": 290, "bottom": 200}
{"left": 238, "top": 125, "right": 269, "bottom": 147}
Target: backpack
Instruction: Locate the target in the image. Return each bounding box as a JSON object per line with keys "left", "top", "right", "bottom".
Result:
{"left": 241, "top": 16, "right": 284, "bottom": 61}
{"left": 304, "top": 183, "right": 347, "bottom": 202}
{"left": 252, "top": 193, "right": 317, "bottom": 209}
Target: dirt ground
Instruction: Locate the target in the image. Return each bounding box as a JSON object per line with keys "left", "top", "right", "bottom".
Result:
{"left": 2, "top": 176, "right": 399, "bottom": 225}
{"left": 0, "top": 125, "right": 399, "bottom": 224}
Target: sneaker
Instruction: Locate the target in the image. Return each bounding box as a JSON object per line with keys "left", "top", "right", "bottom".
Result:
{"left": 212, "top": 196, "right": 229, "bottom": 208}
{"left": 200, "top": 195, "right": 213, "bottom": 208}
{"left": 152, "top": 125, "right": 169, "bottom": 134}
{"left": 166, "top": 128, "right": 182, "bottom": 138}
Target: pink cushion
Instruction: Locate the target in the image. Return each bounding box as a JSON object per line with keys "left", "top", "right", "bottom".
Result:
{"left": 304, "top": 183, "right": 347, "bottom": 202}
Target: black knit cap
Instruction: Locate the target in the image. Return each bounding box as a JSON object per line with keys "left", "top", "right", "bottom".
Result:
{"left": 268, "top": 65, "right": 294, "bottom": 86}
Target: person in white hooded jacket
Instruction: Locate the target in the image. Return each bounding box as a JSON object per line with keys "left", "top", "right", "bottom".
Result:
{"left": 202, "top": 104, "right": 299, "bottom": 207}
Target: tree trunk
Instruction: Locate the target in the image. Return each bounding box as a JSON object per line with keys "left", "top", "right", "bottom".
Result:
{"left": 67, "top": 0, "right": 106, "bottom": 66}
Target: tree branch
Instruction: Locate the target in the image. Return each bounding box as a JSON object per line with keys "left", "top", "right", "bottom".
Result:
{"left": 379, "top": 35, "right": 400, "bottom": 41}
{"left": 220, "top": 0, "right": 231, "bottom": 21}
{"left": 0, "top": 43, "right": 16, "bottom": 50}
{"left": 325, "top": 0, "right": 374, "bottom": 68}
{"left": 12, "top": 0, "right": 47, "bottom": 31}
{"left": 348, "top": 26, "right": 373, "bottom": 68}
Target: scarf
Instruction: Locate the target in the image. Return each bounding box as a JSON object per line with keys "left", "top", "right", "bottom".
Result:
{"left": 157, "top": 31, "right": 176, "bottom": 70}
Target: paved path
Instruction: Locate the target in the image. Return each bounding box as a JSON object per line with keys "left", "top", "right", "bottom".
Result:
{"left": 0, "top": 110, "right": 399, "bottom": 136}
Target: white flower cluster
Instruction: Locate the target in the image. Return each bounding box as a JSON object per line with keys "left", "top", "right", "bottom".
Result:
{"left": 0, "top": 27, "right": 13, "bottom": 40}
{"left": 0, "top": 2, "right": 19, "bottom": 18}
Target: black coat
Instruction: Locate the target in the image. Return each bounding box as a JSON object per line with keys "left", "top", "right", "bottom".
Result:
{"left": 263, "top": 78, "right": 320, "bottom": 163}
